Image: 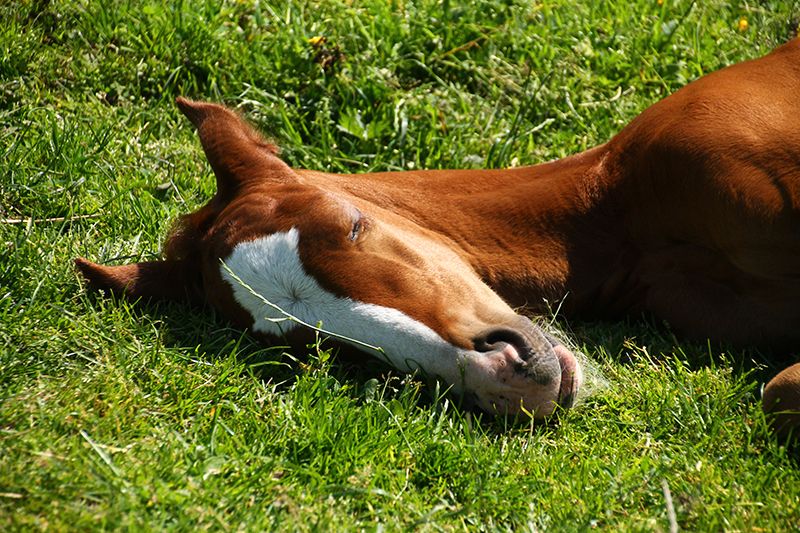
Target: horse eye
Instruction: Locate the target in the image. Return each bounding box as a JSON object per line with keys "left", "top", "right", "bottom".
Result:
{"left": 349, "top": 219, "right": 362, "bottom": 242}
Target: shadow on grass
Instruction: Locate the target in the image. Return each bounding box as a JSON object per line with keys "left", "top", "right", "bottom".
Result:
{"left": 80, "top": 293, "right": 582, "bottom": 435}
{"left": 567, "top": 313, "right": 796, "bottom": 384}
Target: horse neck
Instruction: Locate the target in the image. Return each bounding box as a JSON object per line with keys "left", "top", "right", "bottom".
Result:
{"left": 319, "top": 145, "right": 627, "bottom": 312}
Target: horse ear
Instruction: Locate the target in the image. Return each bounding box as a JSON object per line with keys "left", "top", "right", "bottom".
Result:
{"left": 75, "top": 258, "right": 200, "bottom": 303}
{"left": 175, "top": 97, "right": 293, "bottom": 197}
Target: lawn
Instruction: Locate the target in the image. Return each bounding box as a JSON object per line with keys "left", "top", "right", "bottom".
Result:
{"left": 2, "top": 0, "right": 800, "bottom": 530}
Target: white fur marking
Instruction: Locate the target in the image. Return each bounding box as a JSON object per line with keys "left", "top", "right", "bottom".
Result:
{"left": 221, "top": 229, "right": 468, "bottom": 383}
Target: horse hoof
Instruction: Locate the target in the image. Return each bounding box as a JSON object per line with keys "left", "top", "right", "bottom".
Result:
{"left": 763, "top": 362, "right": 800, "bottom": 439}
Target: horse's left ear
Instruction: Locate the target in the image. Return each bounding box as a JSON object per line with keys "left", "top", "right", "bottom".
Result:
{"left": 175, "top": 97, "right": 294, "bottom": 198}
{"left": 75, "top": 258, "right": 200, "bottom": 303}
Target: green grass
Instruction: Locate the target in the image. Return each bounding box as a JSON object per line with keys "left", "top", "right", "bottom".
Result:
{"left": 3, "top": 0, "right": 800, "bottom": 529}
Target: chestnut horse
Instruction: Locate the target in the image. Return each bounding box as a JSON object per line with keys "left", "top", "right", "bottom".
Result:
{"left": 77, "top": 39, "right": 800, "bottom": 419}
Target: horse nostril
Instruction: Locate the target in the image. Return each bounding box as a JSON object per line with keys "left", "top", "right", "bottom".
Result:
{"left": 473, "top": 324, "right": 564, "bottom": 387}
{"left": 473, "top": 327, "right": 533, "bottom": 360}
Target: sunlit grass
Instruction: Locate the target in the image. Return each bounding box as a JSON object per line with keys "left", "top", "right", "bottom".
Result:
{"left": 2, "top": 0, "right": 799, "bottom": 529}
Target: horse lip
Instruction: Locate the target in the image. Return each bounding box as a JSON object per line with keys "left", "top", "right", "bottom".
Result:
{"left": 555, "top": 344, "right": 580, "bottom": 409}
{"left": 542, "top": 329, "right": 579, "bottom": 406}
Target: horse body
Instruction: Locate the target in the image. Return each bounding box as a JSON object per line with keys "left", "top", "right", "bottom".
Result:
{"left": 314, "top": 38, "right": 800, "bottom": 348}
{"left": 76, "top": 38, "right": 800, "bottom": 418}
{"left": 298, "top": 38, "right": 800, "bottom": 347}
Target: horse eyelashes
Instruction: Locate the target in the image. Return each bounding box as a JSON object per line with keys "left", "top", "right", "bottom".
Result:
{"left": 349, "top": 220, "right": 362, "bottom": 242}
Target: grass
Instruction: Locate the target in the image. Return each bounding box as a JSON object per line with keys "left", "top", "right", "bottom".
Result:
{"left": 2, "top": 0, "right": 800, "bottom": 529}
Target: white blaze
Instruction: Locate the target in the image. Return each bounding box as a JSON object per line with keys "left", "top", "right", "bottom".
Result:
{"left": 220, "top": 228, "right": 469, "bottom": 384}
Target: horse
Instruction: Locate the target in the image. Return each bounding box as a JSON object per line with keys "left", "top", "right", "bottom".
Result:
{"left": 76, "top": 38, "right": 800, "bottom": 427}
